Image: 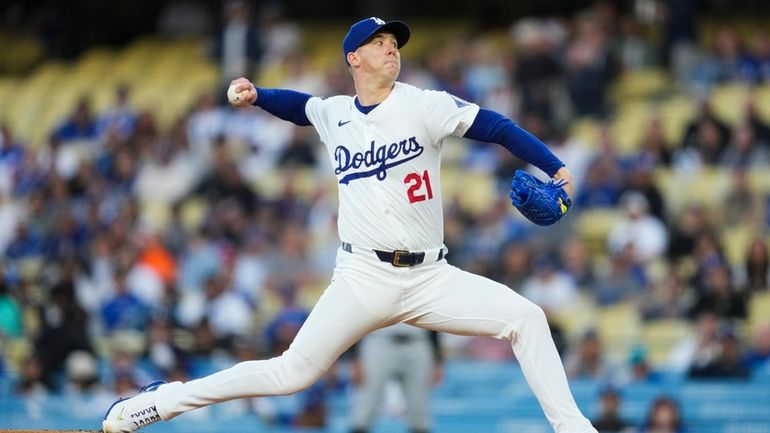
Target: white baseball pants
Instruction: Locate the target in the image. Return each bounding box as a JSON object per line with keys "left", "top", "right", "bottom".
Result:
{"left": 153, "top": 247, "right": 597, "bottom": 433}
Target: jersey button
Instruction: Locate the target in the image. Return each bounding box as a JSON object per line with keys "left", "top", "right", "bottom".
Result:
{"left": 384, "top": 210, "right": 390, "bottom": 215}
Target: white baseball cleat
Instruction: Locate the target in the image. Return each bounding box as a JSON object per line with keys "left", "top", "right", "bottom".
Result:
{"left": 102, "top": 380, "right": 165, "bottom": 433}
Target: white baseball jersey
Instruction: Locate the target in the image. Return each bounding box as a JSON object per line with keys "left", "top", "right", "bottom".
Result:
{"left": 305, "top": 81, "right": 479, "bottom": 251}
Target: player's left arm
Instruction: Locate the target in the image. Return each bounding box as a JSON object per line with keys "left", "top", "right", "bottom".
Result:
{"left": 463, "top": 109, "right": 573, "bottom": 198}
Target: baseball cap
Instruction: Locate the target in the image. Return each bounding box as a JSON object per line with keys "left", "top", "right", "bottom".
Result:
{"left": 342, "top": 17, "right": 411, "bottom": 65}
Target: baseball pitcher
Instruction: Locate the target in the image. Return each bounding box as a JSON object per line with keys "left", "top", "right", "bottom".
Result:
{"left": 103, "top": 17, "right": 596, "bottom": 433}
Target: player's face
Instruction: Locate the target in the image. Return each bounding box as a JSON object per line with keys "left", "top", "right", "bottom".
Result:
{"left": 356, "top": 32, "right": 400, "bottom": 80}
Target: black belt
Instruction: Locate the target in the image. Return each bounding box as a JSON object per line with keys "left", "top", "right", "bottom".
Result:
{"left": 342, "top": 242, "right": 444, "bottom": 267}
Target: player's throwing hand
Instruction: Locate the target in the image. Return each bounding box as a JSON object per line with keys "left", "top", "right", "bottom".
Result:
{"left": 228, "top": 77, "right": 257, "bottom": 107}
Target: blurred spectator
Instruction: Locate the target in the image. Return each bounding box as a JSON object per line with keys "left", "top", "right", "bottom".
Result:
{"left": 191, "top": 141, "right": 260, "bottom": 216}
{"left": 677, "top": 100, "right": 730, "bottom": 167}
{"left": 0, "top": 277, "right": 23, "bottom": 338}
{"left": 126, "top": 231, "right": 175, "bottom": 307}
{"left": 718, "top": 168, "right": 764, "bottom": 228}
{"left": 734, "top": 238, "right": 769, "bottom": 292}
{"left": 496, "top": 242, "right": 532, "bottom": 289}
{"left": 639, "top": 268, "right": 694, "bottom": 321}
{"left": 565, "top": 329, "right": 615, "bottom": 380}
{"left": 510, "top": 18, "right": 564, "bottom": 121}
{"left": 264, "top": 222, "right": 317, "bottom": 292}
{"left": 689, "top": 232, "right": 728, "bottom": 292}
{"left": 257, "top": 3, "right": 301, "bottom": 67}
{"left": 620, "top": 155, "right": 666, "bottom": 221}
{"left": 667, "top": 312, "right": 722, "bottom": 374}
{"left": 14, "top": 354, "right": 48, "bottom": 396}
{"left": 689, "top": 326, "right": 749, "bottom": 380}
{"left": 688, "top": 264, "right": 747, "bottom": 321}
{"left": 744, "top": 324, "right": 770, "bottom": 374}
{"left": 720, "top": 122, "right": 770, "bottom": 169}
{"left": 691, "top": 25, "right": 744, "bottom": 91}
{"left": 279, "top": 52, "right": 328, "bottom": 96}
{"left": 574, "top": 128, "right": 624, "bottom": 209}
{"left": 96, "top": 84, "right": 138, "bottom": 141}
{"left": 559, "top": 237, "right": 597, "bottom": 289}
{"left": 0, "top": 192, "right": 23, "bottom": 254}
{"left": 607, "top": 192, "right": 668, "bottom": 265}
{"left": 232, "top": 234, "right": 268, "bottom": 307}
{"left": 134, "top": 133, "right": 202, "bottom": 206}
{"left": 564, "top": 12, "right": 619, "bottom": 118}
{"left": 186, "top": 93, "right": 227, "bottom": 153}
{"left": 666, "top": 204, "right": 712, "bottom": 261}
{"left": 101, "top": 269, "right": 149, "bottom": 333}
{"left": 594, "top": 245, "right": 646, "bottom": 306}
{"left": 55, "top": 98, "right": 98, "bottom": 144}
{"left": 635, "top": 117, "right": 673, "bottom": 167}
{"left": 33, "top": 279, "right": 92, "bottom": 390}
{"left": 145, "top": 318, "right": 187, "bottom": 377}
{"left": 592, "top": 385, "right": 633, "bottom": 433}
{"left": 661, "top": 0, "right": 698, "bottom": 81}
{"left": 625, "top": 346, "right": 662, "bottom": 384}
{"left": 521, "top": 253, "right": 579, "bottom": 314}
{"left": 745, "top": 101, "right": 770, "bottom": 151}
{"left": 463, "top": 199, "right": 530, "bottom": 273}
{"left": 156, "top": 0, "right": 212, "bottom": 39}
{"left": 177, "top": 228, "right": 222, "bottom": 294}
{"left": 0, "top": 125, "right": 26, "bottom": 178}
{"left": 616, "top": 15, "right": 656, "bottom": 70}
{"left": 738, "top": 31, "right": 770, "bottom": 84}
{"left": 277, "top": 127, "right": 318, "bottom": 168}
{"left": 177, "top": 273, "right": 253, "bottom": 345}
{"left": 63, "top": 350, "right": 101, "bottom": 395}
{"left": 640, "top": 396, "right": 684, "bottom": 433}
{"left": 211, "top": 0, "right": 264, "bottom": 90}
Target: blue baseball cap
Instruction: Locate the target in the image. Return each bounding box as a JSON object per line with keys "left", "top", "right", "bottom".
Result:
{"left": 342, "top": 17, "right": 411, "bottom": 65}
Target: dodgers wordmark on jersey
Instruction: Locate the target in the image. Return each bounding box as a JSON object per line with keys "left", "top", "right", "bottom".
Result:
{"left": 305, "top": 82, "right": 479, "bottom": 252}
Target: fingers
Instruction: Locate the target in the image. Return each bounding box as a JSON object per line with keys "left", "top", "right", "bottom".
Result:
{"left": 553, "top": 166, "right": 574, "bottom": 198}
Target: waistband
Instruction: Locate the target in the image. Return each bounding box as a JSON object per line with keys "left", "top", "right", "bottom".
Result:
{"left": 341, "top": 242, "right": 446, "bottom": 267}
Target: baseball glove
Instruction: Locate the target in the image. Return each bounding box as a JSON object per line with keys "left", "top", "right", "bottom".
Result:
{"left": 509, "top": 169, "right": 571, "bottom": 226}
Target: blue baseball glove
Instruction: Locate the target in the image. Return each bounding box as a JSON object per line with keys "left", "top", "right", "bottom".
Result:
{"left": 509, "top": 169, "right": 571, "bottom": 226}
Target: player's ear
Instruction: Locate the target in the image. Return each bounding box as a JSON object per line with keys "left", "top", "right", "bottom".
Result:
{"left": 347, "top": 51, "right": 359, "bottom": 66}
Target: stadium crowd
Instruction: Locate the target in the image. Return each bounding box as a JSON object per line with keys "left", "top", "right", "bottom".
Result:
{"left": 1, "top": 0, "right": 770, "bottom": 431}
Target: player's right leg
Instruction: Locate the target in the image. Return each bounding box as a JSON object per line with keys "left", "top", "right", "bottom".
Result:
{"left": 104, "top": 251, "right": 396, "bottom": 432}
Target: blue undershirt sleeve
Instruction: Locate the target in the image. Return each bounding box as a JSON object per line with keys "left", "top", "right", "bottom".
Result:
{"left": 252, "top": 87, "right": 312, "bottom": 126}
{"left": 463, "top": 108, "right": 564, "bottom": 177}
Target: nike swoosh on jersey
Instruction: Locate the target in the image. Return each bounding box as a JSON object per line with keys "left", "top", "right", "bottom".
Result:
{"left": 338, "top": 120, "right": 351, "bottom": 127}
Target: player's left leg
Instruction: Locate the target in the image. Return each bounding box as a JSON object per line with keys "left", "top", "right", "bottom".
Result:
{"left": 405, "top": 262, "right": 597, "bottom": 433}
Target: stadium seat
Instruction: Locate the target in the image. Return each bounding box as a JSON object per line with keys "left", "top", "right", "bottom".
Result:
{"left": 658, "top": 94, "right": 697, "bottom": 146}
{"left": 749, "top": 291, "right": 770, "bottom": 334}
{"left": 596, "top": 301, "right": 641, "bottom": 361}
{"left": 711, "top": 83, "right": 751, "bottom": 125}
{"left": 610, "top": 68, "right": 672, "bottom": 102}
{"left": 640, "top": 319, "right": 693, "bottom": 367}
{"left": 574, "top": 209, "right": 622, "bottom": 256}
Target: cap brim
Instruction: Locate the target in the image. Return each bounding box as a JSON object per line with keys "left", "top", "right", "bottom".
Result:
{"left": 377, "top": 21, "right": 411, "bottom": 49}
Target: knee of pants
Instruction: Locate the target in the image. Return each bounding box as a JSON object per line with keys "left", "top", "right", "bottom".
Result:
{"left": 520, "top": 300, "right": 549, "bottom": 331}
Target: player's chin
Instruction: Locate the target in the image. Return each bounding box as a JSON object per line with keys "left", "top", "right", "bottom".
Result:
{"left": 384, "top": 62, "right": 400, "bottom": 78}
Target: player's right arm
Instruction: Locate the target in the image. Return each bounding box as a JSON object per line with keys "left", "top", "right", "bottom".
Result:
{"left": 229, "top": 77, "right": 313, "bottom": 126}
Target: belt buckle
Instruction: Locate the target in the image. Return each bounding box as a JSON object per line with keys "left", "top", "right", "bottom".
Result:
{"left": 391, "top": 250, "right": 411, "bottom": 267}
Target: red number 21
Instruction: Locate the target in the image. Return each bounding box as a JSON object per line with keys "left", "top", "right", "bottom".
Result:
{"left": 404, "top": 170, "right": 434, "bottom": 204}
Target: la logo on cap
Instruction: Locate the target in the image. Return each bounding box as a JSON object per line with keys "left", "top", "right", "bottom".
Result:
{"left": 371, "top": 17, "right": 385, "bottom": 25}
